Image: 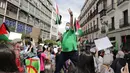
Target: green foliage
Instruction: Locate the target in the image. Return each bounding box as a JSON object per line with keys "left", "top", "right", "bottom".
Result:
{"left": 7, "top": 25, "right": 16, "bottom": 32}
{"left": 44, "top": 40, "right": 57, "bottom": 45}
{"left": 21, "top": 33, "right": 30, "bottom": 40}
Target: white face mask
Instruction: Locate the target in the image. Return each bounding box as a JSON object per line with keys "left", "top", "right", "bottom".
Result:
{"left": 65, "top": 26, "right": 70, "bottom": 30}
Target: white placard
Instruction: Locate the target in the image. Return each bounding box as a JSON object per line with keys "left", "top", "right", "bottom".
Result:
{"left": 94, "top": 37, "right": 113, "bottom": 51}
{"left": 9, "top": 32, "right": 22, "bottom": 40}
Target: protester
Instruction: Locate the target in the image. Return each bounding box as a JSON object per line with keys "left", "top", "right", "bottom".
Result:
{"left": 100, "top": 51, "right": 114, "bottom": 73}
{"left": 44, "top": 46, "right": 52, "bottom": 73}
{"left": 97, "top": 50, "right": 104, "bottom": 73}
{"left": 25, "top": 41, "right": 37, "bottom": 58}
{"left": 67, "top": 50, "right": 95, "bottom": 73}
{"left": 90, "top": 47, "right": 98, "bottom": 72}
{"left": 0, "top": 44, "right": 19, "bottom": 73}
{"left": 55, "top": 9, "right": 78, "bottom": 73}
{"left": 11, "top": 39, "right": 24, "bottom": 72}
{"left": 37, "top": 45, "right": 49, "bottom": 73}
{"left": 111, "top": 51, "right": 127, "bottom": 73}
{"left": 51, "top": 51, "right": 56, "bottom": 73}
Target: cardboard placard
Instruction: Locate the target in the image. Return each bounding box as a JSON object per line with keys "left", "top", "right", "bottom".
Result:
{"left": 9, "top": 32, "right": 22, "bottom": 40}
{"left": 94, "top": 37, "right": 113, "bottom": 51}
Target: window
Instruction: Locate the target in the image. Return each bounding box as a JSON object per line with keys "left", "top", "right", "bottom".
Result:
{"left": 19, "top": 11, "right": 27, "bottom": 19}
{"left": 0, "top": 0, "right": 6, "bottom": 9}
{"left": 121, "top": 35, "right": 130, "bottom": 50}
{"left": 93, "top": 20, "right": 95, "bottom": 26}
{"left": 123, "top": 10, "right": 128, "bottom": 24}
{"left": 111, "top": 17, "right": 115, "bottom": 29}
{"left": 5, "top": 18, "right": 16, "bottom": 32}
{"left": 97, "top": 18, "right": 98, "bottom": 26}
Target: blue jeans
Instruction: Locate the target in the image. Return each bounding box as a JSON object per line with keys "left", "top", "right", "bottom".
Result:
{"left": 54, "top": 51, "right": 78, "bottom": 73}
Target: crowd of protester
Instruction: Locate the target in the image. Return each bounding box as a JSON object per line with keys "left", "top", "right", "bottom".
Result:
{"left": 0, "top": 37, "right": 65, "bottom": 73}
{"left": 0, "top": 37, "right": 129, "bottom": 73}
{"left": 0, "top": 9, "right": 130, "bottom": 73}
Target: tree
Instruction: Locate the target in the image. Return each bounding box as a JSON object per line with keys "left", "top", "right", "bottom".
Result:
{"left": 44, "top": 40, "right": 57, "bottom": 45}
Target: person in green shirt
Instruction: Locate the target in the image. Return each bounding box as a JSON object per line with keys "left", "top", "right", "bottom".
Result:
{"left": 54, "top": 9, "right": 78, "bottom": 73}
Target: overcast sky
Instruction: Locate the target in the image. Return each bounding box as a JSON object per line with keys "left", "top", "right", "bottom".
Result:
{"left": 55, "top": 0, "right": 85, "bottom": 33}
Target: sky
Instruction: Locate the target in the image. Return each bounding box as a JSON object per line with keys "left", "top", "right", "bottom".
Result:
{"left": 55, "top": 0, "right": 85, "bottom": 33}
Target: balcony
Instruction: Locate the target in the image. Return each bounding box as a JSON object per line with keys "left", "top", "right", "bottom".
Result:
{"left": 117, "top": 0, "right": 129, "bottom": 6}
{"left": 19, "top": 11, "right": 28, "bottom": 23}
{"left": 107, "top": 3, "right": 115, "bottom": 13}
{"left": 88, "top": 28, "right": 91, "bottom": 34}
{"left": 86, "top": 9, "right": 98, "bottom": 22}
{"left": 20, "top": 1, "right": 28, "bottom": 12}
{"left": 7, "top": 0, "right": 19, "bottom": 7}
{"left": 108, "top": 23, "right": 115, "bottom": 31}
{"left": 94, "top": 25, "right": 99, "bottom": 32}
{"left": 86, "top": 29, "right": 88, "bottom": 35}
{"left": 119, "top": 16, "right": 130, "bottom": 28}
{"left": 92, "top": 27, "right": 94, "bottom": 32}
{"left": 6, "top": 3, "right": 18, "bottom": 19}
{"left": 101, "top": 25, "right": 106, "bottom": 33}
{"left": 100, "top": 9, "right": 106, "bottom": 17}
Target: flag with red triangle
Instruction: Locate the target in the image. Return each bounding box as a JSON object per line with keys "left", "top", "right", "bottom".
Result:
{"left": 0, "top": 23, "right": 10, "bottom": 41}
{"left": 75, "top": 20, "right": 83, "bottom": 36}
{"left": 55, "top": 4, "right": 62, "bottom": 25}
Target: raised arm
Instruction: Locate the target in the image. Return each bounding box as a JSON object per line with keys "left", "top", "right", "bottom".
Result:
{"left": 68, "top": 8, "right": 73, "bottom": 29}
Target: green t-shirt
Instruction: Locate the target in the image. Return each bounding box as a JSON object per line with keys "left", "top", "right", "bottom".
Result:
{"left": 61, "top": 29, "right": 77, "bottom": 52}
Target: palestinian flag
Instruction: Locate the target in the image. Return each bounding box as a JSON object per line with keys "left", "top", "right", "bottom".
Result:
{"left": 55, "top": 4, "right": 62, "bottom": 25}
{"left": 25, "top": 58, "right": 40, "bottom": 73}
{"left": 114, "top": 41, "right": 118, "bottom": 51}
{"left": 0, "top": 23, "right": 10, "bottom": 41}
{"left": 75, "top": 20, "right": 83, "bottom": 36}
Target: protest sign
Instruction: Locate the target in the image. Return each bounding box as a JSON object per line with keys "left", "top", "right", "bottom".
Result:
{"left": 94, "top": 37, "right": 113, "bottom": 51}
{"left": 9, "top": 32, "right": 22, "bottom": 40}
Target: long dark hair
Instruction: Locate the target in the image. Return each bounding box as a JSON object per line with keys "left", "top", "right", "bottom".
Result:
{"left": 77, "top": 50, "right": 95, "bottom": 73}
{"left": 0, "top": 44, "right": 18, "bottom": 72}
{"left": 68, "top": 50, "right": 95, "bottom": 73}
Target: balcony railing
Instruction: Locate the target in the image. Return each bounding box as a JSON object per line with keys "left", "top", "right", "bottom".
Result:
{"left": 101, "top": 25, "right": 106, "bottom": 33}
{"left": 100, "top": 9, "right": 106, "bottom": 17}
{"left": 107, "top": 3, "right": 115, "bottom": 13}
{"left": 108, "top": 23, "right": 115, "bottom": 31}
{"left": 117, "top": 0, "right": 129, "bottom": 6}
{"left": 92, "top": 27, "right": 94, "bottom": 32}
{"left": 86, "top": 9, "right": 98, "bottom": 22}
{"left": 119, "top": 16, "right": 130, "bottom": 28}
{"left": 7, "top": 0, "right": 19, "bottom": 7}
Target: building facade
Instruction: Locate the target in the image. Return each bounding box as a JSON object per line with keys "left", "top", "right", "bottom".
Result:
{"left": 50, "top": 7, "right": 58, "bottom": 41}
{"left": 79, "top": 0, "right": 99, "bottom": 43}
{"left": 0, "top": 0, "right": 53, "bottom": 42}
{"left": 79, "top": 0, "right": 130, "bottom": 50}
